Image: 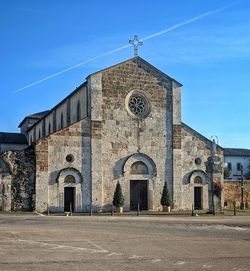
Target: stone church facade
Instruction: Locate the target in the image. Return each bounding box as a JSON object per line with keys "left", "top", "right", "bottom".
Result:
{"left": 0, "top": 57, "right": 223, "bottom": 213}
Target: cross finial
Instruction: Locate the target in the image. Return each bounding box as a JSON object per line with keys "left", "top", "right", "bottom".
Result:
{"left": 129, "top": 35, "right": 143, "bottom": 56}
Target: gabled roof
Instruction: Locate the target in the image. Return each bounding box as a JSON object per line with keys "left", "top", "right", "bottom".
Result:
{"left": 182, "top": 122, "right": 223, "bottom": 151}
{"left": 87, "top": 56, "right": 183, "bottom": 87}
{"left": 18, "top": 110, "right": 50, "bottom": 127}
{"left": 224, "top": 148, "right": 250, "bottom": 156}
{"left": 0, "top": 132, "right": 27, "bottom": 144}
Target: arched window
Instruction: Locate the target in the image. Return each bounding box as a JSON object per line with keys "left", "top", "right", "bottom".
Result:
{"left": 38, "top": 130, "right": 41, "bottom": 139}
{"left": 194, "top": 176, "right": 202, "bottom": 184}
{"left": 77, "top": 101, "right": 81, "bottom": 121}
{"left": 130, "top": 161, "right": 148, "bottom": 174}
{"left": 61, "top": 113, "right": 64, "bottom": 129}
{"left": 64, "top": 175, "right": 76, "bottom": 183}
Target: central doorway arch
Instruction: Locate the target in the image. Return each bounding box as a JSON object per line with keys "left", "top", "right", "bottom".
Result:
{"left": 122, "top": 153, "right": 156, "bottom": 211}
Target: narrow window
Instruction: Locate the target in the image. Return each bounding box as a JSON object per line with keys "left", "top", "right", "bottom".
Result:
{"left": 237, "top": 163, "right": 241, "bottom": 171}
{"left": 77, "top": 101, "right": 81, "bottom": 121}
{"left": 48, "top": 122, "right": 51, "bottom": 134}
{"left": 61, "top": 113, "right": 64, "bottom": 129}
{"left": 227, "top": 162, "right": 232, "bottom": 171}
{"left": 33, "top": 129, "right": 36, "bottom": 141}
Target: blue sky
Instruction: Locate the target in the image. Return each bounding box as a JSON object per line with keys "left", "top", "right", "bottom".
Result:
{"left": 1, "top": 0, "right": 250, "bottom": 148}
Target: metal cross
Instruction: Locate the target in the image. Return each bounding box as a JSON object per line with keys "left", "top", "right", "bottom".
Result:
{"left": 129, "top": 35, "right": 143, "bottom": 56}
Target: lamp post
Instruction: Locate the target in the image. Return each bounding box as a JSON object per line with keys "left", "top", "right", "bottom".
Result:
{"left": 211, "top": 138, "right": 217, "bottom": 215}
{"left": 240, "top": 165, "right": 244, "bottom": 210}
{"left": 233, "top": 164, "right": 244, "bottom": 210}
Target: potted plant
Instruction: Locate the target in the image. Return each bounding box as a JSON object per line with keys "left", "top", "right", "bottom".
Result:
{"left": 161, "top": 182, "right": 172, "bottom": 212}
{"left": 112, "top": 181, "right": 124, "bottom": 213}
{"left": 214, "top": 179, "right": 222, "bottom": 198}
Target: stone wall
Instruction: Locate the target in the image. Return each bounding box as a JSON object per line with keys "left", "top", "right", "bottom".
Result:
{"left": 1, "top": 147, "right": 35, "bottom": 211}
{"left": 0, "top": 157, "right": 12, "bottom": 211}
{"left": 224, "top": 180, "right": 250, "bottom": 208}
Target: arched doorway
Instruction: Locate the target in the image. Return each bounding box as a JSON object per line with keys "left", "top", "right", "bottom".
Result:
{"left": 189, "top": 170, "right": 207, "bottom": 210}
{"left": 56, "top": 168, "right": 83, "bottom": 212}
{"left": 122, "top": 153, "right": 156, "bottom": 211}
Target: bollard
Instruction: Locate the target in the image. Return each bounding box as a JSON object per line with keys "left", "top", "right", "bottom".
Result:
{"left": 233, "top": 201, "right": 236, "bottom": 216}
{"left": 137, "top": 202, "right": 140, "bottom": 216}
{"left": 70, "top": 202, "right": 72, "bottom": 216}
{"left": 191, "top": 204, "right": 194, "bottom": 216}
{"left": 111, "top": 205, "right": 114, "bottom": 216}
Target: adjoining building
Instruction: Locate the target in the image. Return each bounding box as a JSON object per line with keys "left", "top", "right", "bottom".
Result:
{"left": 0, "top": 132, "right": 27, "bottom": 153}
{"left": 224, "top": 148, "right": 250, "bottom": 180}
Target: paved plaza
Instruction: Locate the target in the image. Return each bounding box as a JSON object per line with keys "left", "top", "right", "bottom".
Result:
{"left": 0, "top": 214, "right": 250, "bottom": 270}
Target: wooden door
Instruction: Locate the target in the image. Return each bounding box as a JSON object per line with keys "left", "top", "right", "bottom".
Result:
{"left": 194, "top": 187, "right": 202, "bottom": 210}
{"left": 130, "top": 180, "right": 148, "bottom": 211}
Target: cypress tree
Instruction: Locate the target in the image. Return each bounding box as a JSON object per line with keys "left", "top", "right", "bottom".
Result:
{"left": 112, "top": 181, "right": 124, "bottom": 207}
{"left": 161, "top": 182, "right": 171, "bottom": 206}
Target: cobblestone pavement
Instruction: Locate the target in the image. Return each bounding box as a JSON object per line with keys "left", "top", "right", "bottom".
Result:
{"left": 0, "top": 214, "right": 250, "bottom": 271}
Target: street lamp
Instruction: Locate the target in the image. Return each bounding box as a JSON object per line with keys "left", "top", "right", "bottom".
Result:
{"left": 233, "top": 164, "right": 245, "bottom": 210}
{"left": 240, "top": 165, "right": 244, "bottom": 210}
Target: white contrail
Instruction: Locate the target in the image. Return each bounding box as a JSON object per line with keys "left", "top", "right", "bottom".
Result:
{"left": 13, "top": 4, "right": 232, "bottom": 94}
{"left": 141, "top": 5, "right": 231, "bottom": 41}
{"left": 13, "top": 44, "right": 130, "bottom": 93}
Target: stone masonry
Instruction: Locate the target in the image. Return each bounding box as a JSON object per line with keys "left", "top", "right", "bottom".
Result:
{"left": 0, "top": 147, "right": 35, "bottom": 211}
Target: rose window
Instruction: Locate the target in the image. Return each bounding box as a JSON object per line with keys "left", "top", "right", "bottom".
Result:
{"left": 128, "top": 94, "right": 149, "bottom": 117}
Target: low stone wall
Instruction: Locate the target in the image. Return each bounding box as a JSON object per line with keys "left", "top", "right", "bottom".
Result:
{"left": 224, "top": 180, "right": 250, "bottom": 208}
{"left": 1, "top": 147, "right": 35, "bottom": 211}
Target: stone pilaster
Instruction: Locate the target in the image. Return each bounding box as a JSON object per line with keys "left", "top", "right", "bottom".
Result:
{"left": 35, "top": 138, "right": 49, "bottom": 212}
{"left": 88, "top": 73, "right": 103, "bottom": 212}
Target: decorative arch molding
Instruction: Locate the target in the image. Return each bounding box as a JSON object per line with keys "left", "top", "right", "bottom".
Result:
{"left": 189, "top": 170, "right": 207, "bottom": 185}
{"left": 56, "top": 167, "right": 83, "bottom": 184}
{"left": 122, "top": 153, "right": 157, "bottom": 177}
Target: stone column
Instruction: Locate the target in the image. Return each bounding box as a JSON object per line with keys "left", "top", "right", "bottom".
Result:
{"left": 206, "top": 140, "right": 223, "bottom": 213}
